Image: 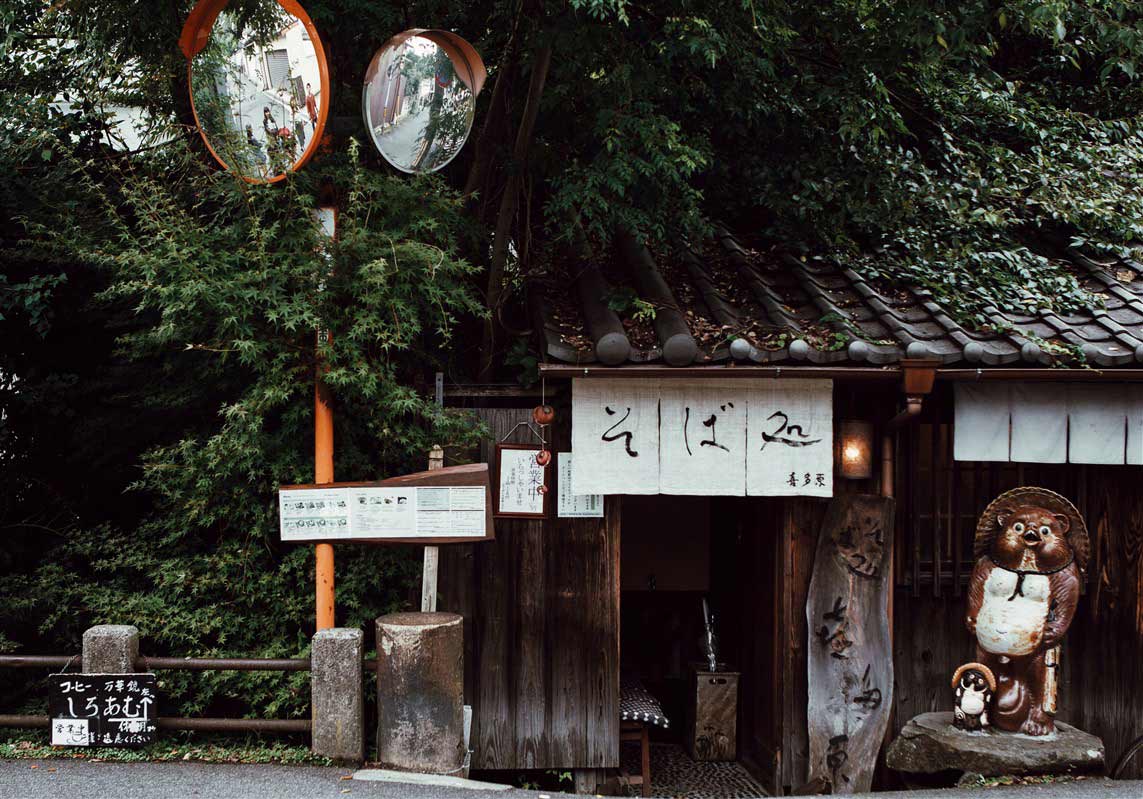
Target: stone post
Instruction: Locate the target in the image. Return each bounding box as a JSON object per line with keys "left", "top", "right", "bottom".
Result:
{"left": 311, "top": 628, "right": 365, "bottom": 763}
{"left": 375, "top": 612, "right": 464, "bottom": 774}
{"left": 82, "top": 625, "right": 138, "bottom": 673}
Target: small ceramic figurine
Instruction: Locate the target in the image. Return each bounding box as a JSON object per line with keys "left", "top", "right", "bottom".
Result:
{"left": 952, "top": 662, "right": 996, "bottom": 731}
{"left": 965, "top": 488, "right": 1088, "bottom": 736}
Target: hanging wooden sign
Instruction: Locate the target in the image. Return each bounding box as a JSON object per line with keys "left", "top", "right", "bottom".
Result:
{"left": 494, "top": 443, "right": 549, "bottom": 519}
{"left": 278, "top": 463, "right": 494, "bottom": 543}
{"left": 806, "top": 494, "right": 895, "bottom": 794}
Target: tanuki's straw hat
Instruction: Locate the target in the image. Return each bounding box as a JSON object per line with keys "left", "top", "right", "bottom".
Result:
{"left": 973, "top": 487, "right": 1089, "bottom": 574}
{"left": 951, "top": 661, "right": 997, "bottom": 693}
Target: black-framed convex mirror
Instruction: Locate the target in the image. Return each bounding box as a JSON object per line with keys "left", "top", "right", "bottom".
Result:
{"left": 180, "top": 0, "right": 330, "bottom": 183}
{"left": 362, "top": 30, "right": 487, "bottom": 174}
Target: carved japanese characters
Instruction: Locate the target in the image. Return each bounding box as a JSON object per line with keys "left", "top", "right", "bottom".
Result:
{"left": 952, "top": 663, "right": 996, "bottom": 731}
{"left": 965, "top": 488, "right": 1087, "bottom": 736}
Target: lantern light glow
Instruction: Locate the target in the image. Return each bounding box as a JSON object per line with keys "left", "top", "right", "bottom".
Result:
{"left": 837, "top": 420, "right": 874, "bottom": 480}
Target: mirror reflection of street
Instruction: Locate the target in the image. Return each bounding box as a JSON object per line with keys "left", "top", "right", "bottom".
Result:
{"left": 190, "top": 1, "right": 321, "bottom": 180}
{"left": 363, "top": 35, "right": 475, "bottom": 173}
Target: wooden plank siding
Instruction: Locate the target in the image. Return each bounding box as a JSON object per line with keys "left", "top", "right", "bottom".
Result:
{"left": 777, "top": 498, "right": 829, "bottom": 793}
{"left": 438, "top": 408, "right": 620, "bottom": 770}
{"left": 892, "top": 415, "right": 1143, "bottom": 780}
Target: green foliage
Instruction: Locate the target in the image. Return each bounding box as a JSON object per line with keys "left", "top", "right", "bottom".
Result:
{"left": 6, "top": 0, "right": 1143, "bottom": 726}
{"left": 0, "top": 0, "right": 487, "bottom": 719}
{"left": 503, "top": 337, "right": 541, "bottom": 387}
{"left": 0, "top": 731, "right": 331, "bottom": 766}
{"left": 604, "top": 286, "right": 657, "bottom": 323}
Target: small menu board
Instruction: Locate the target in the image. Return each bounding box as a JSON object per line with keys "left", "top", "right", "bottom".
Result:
{"left": 49, "top": 673, "right": 158, "bottom": 747}
{"left": 279, "top": 463, "right": 494, "bottom": 544}
{"left": 495, "top": 444, "right": 548, "bottom": 518}
{"left": 557, "top": 453, "right": 603, "bottom": 518}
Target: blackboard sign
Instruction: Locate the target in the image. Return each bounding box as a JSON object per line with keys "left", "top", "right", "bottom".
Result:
{"left": 49, "top": 673, "right": 158, "bottom": 747}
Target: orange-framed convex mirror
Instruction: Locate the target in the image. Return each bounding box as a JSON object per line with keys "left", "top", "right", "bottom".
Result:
{"left": 362, "top": 29, "right": 486, "bottom": 174}
{"left": 180, "top": 0, "right": 330, "bottom": 183}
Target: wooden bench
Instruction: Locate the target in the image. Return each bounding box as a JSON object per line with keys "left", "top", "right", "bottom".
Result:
{"left": 619, "top": 674, "right": 669, "bottom": 798}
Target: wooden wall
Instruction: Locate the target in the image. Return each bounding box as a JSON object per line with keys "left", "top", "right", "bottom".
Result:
{"left": 439, "top": 386, "right": 1143, "bottom": 785}
{"left": 438, "top": 408, "right": 620, "bottom": 770}
{"left": 775, "top": 498, "right": 830, "bottom": 794}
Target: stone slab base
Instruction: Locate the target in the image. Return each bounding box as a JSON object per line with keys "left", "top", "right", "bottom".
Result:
{"left": 887, "top": 712, "right": 1105, "bottom": 779}
{"left": 353, "top": 769, "right": 510, "bottom": 791}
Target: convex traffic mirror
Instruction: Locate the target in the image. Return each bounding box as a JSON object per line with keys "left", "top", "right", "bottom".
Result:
{"left": 362, "top": 30, "right": 487, "bottom": 174}
{"left": 180, "top": 0, "right": 330, "bottom": 183}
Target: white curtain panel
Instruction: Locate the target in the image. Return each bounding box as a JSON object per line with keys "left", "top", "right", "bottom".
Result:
{"left": 1009, "top": 383, "right": 1068, "bottom": 464}
{"left": 955, "top": 382, "right": 1142, "bottom": 464}
{"left": 571, "top": 378, "right": 661, "bottom": 494}
{"left": 659, "top": 379, "right": 748, "bottom": 496}
{"left": 953, "top": 383, "right": 1011, "bottom": 462}
{"left": 746, "top": 378, "right": 834, "bottom": 497}
{"left": 1067, "top": 384, "right": 1127, "bottom": 465}
{"left": 1128, "top": 389, "right": 1143, "bottom": 466}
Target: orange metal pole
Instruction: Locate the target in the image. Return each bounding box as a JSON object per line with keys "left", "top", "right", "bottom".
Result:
{"left": 314, "top": 341, "right": 335, "bottom": 630}
{"left": 313, "top": 202, "right": 337, "bottom": 632}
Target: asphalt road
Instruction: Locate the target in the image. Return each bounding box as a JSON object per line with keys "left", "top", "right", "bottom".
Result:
{"left": 0, "top": 760, "right": 535, "bottom": 799}
{"left": 2, "top": 760, "right": 1143, "bottom": 799}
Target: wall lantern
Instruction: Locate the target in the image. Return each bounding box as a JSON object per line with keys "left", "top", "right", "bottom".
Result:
{"left": 837, "top": 420, "right": 874, "bottom": 480}
{"left": 179, "top": 0, "right": 331, "bottom": 183}
{"left": 362, "top": 29, "right": 487, "bottom": 174}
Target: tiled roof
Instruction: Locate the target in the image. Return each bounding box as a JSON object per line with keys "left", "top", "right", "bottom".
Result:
{"left": 531, "top": 230, "right": 1143, "bottom": 369}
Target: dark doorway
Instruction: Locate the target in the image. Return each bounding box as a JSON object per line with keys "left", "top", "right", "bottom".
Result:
{"left": 619, "top": 495, "right": 780, "bottom": 797}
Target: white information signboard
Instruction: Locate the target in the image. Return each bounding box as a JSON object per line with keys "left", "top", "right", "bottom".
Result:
{"left": 496, "top": 445, "right": 547, "bottom": 516}
{"left": 278, "top": 463, "right": 493, "bottom": 542}
{"left": 557, "top": 452, "right": 604, "bottom": 518}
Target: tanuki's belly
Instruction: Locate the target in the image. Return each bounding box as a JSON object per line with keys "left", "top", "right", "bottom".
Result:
{"left": 975, "top": 570, "right": 1050, "bottom": 656}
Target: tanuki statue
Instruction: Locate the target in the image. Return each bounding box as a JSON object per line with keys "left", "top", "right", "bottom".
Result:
{"left": 965, "top": 487, "right": 1087, "bottom": 736}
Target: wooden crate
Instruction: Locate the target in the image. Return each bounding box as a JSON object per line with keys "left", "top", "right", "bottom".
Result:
{"left": 685, "top": 665, "right": 739, "bottom": 761}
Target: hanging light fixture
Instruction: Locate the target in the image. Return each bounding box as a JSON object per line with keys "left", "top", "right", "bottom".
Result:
{"left": 837, "top": 420, "right": 874, "bottom": 480}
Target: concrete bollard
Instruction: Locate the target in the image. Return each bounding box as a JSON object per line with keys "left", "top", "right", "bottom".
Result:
{"left": 82, "top": 625, "right": 138, "bottom": 673}
{"left": 311, "top": 628, "right": 365, "bottom": 764}
{"left": 375, "top": 612, "right": 464, "bottom": 774}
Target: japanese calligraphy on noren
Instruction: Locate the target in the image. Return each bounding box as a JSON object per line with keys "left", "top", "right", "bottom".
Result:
{"left": 571, "top": 378, "right": 662, "bottom": 494}
{"left": 49, "top": 673, "right": 158, "bottom": 747}
{"left": 660, "top": 379, "right": 747, "bottom": 495}
{"left": 571, "top": 378, "right": 833, "bottom": 496}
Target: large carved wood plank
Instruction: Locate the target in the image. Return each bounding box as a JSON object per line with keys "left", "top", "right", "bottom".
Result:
{"left": 806, "top": 494, "right": 895, "bottom": 794}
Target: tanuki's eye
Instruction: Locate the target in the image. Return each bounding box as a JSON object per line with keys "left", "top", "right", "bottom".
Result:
{"left": 1039, "top": 525, "right": 1051, "bottom": 536}
{"left": 1013, "top": 522, "right": 1025, "bottom": 533}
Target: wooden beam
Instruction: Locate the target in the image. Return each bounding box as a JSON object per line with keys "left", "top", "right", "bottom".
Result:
{"left": 421, "top": 445, "right": 445, "bottom": 612}
{"left": 539, "top": 363, "right": 1143, "bottom": 382}
{"left": 936, "top": 368, "right": 1143, "bottom": 381}
{"left": 538, "top": 364, "right": 902, "bottom": 380}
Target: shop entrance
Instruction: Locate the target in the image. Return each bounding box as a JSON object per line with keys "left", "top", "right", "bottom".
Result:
{"left": 619, "top": 495, "right": 782, "bottom": 798}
